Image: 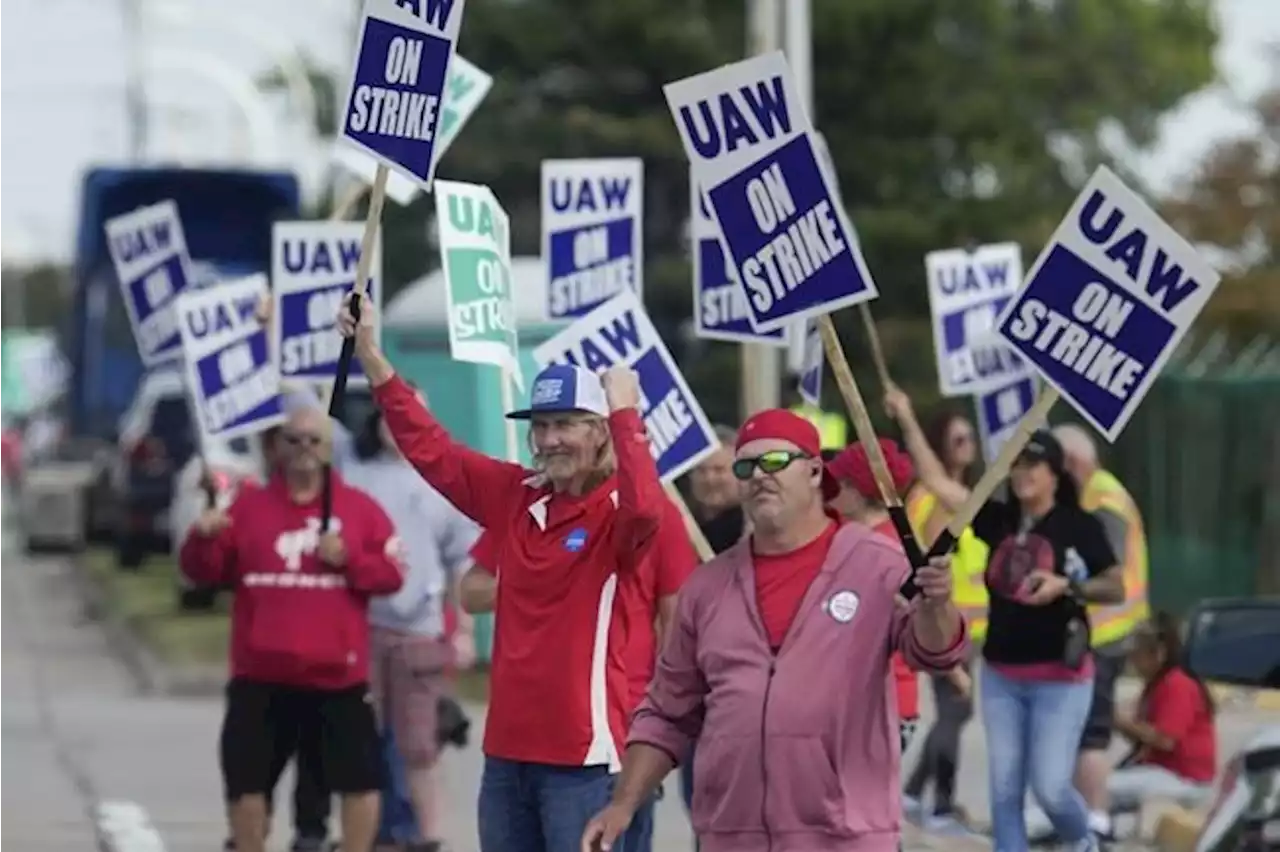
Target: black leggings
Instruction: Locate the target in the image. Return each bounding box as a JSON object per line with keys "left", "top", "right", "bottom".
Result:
{"left": 904, "top": 663, "right": 973, "bottom": 815}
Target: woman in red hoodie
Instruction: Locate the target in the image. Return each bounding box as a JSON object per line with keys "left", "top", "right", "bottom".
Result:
{"left": 339, "top": 296, "right": 667, "bottom": 852}
{"left": 823, "top": 441, "right": 921, "bottom": 751}
{"left": 181, "top": 405, "right": 404, "bottom": 852}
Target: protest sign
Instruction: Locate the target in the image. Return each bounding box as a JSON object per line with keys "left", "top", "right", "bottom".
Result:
{"left": 975, "top": 375, "right": 1040, "bottom": 465}
{"left": 797, "top": 319, "right": 823, "bottom": 406}
{"left": 177, "top": 275, "right": 284, "bottom": 444}
{"left": 533, "top": 290, "right": 716, "bottom": 482}
{"left": 333, "top": 53, "right": 492, "bottom": 205}
{"left": 272, "top": 222, "right": 382, "bottom": 387}
{"left": 925, "top": 242, "right": 1031, "bottom": 397}
{"left": 436, "top": 180, "right": 522, "bottom": 388}
{"left": 105, "top": 200, "right": 196, "bottom": 367}
{"left": 690, "top": 169, "right": 786, "bottom": 346}
{"left": 994, "top": 165, "right": 1220, "bottom": 441}
{"left": 340, "top": 0, "right": 469, "bottom": 190}
{"left": 541, "top": 158, "right": 644, "bottom": 321}
{"left": 665, "top": 51, "right": 877, "bottom": 332}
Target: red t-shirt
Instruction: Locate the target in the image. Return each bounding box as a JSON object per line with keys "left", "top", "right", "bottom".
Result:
{"left": 754, "top": 521, "right": 838, "bottom": 649}
{"left": 620, "top": 500, "right": 699, "bottom": 710}
{"left": 1139, "top": 668, "right": 1216, "bottom": 782}
{"left": 871, "top": 519, "right": 920, "bottom": 720}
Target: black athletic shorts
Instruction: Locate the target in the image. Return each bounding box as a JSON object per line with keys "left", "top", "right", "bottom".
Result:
{"left": 219, "top": 678, "right": 382, "bottom": 800}
{"left": 1081, "top": 646, "right": 1126, "bottom": 751}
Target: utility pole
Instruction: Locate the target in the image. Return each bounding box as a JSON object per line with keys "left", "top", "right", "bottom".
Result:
{"left": 783, "top": 0, "right": 813, "bottom": 376}
{"left": 121, "top": 0, "right": 149, "bottom": 162}
{"left": 740, "top": 0, "right": 784, "bottom": 418}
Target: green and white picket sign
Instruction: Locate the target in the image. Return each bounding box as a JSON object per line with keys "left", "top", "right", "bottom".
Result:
{"left": 437, "top": 55, "right": 494, "bottom": 158}
{"left": 436, "top": 180, "right": 523, "bottom": 458}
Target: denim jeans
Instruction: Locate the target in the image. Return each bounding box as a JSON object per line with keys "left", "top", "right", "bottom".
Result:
{"left": 477, "top": 757, "right": 622, "bottom": 852}
{"left": 376, "top": 726, "right": 420, "bottom": 844}
{"left": 980, "top": 664, "right": 1094, "bottom": 851}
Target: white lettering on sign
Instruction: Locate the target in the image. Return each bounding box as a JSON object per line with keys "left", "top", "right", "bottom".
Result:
{"left": 740, "top": 187, "right": 847, "bottom": 314}
{"left": 203, "top": 363, "right": 277, "bottom": 432}
{"left": 306, "top": 289, "right": 346, "bottom": 331}
{"left": 384, "top": 36, "right": 423, "bottom": 86}
{"left": 995, "top": 387, "right": 1021, "bottom": 425}
{"left": 217, "top": 342, "right": 255, "bottom": 386}
{"left": 644, "top": 388, "right": 693, "bottom": 459}
{"left": 700, "top": 282, "right": 754, "bottom": 326}
{"left": 281, "top": 331, "right": 344, "bottom": 375}
{"left": 548, "top": 258, "right": 636, "bottom": 318}
{"left": 142, "top": 267, "right": 174, "bottom": 309}
{"left": 452, "top": 297, "right": 514, "bottom": 339}
{"left": 1006, "top": 282, "right": 1143, "bottom": 401}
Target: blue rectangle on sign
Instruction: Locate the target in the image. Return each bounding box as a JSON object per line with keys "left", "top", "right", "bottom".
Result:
{"left": 126, "top": 254, "right": 191, "bottom": 362}
{"left": 976, "top": 375, "right": 1038, "bottom": 465}
{"left": 547, "top": 218, "right": 637, "bottom": 319}
{"left": 694, "top": 239, "right": 786, "bottom": 343}
{"left": 998, "top": 245, "right": 1176, "bottom": 435}
{"left": 343, "top": 19, "right": 452, "bottom": 185}
{"left": 631, "top": 348, "right": 714, "bottom": 480}
{"left": 193, "top": 333, "right": 283, "bottom": 437}
{"left": 278, "top": 281, "right": 375, "bottom": 382}
{"left": 707, "top": 135, "right": 871, "bottom": 332}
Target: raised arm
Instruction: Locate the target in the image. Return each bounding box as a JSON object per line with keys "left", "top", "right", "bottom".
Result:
{"left": 601, "top": 367, "right": 665, "bottom": 556}
{"left": 338, "top": 293, "right": 526, "bottom": 528}
{"left": 179, "top": 502, "right": 241, "bottom": 588}
{"left": 884, "top": 385, "right": 970, "bottom": 515}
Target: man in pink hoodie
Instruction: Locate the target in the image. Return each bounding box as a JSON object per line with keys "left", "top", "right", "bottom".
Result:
{"left": 583, "top": 409, "right": 970, "bottom": 852}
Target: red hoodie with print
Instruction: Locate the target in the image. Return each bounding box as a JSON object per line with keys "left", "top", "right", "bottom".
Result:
{"left": 180, "top": 473, "right": 403, "bottom": 689}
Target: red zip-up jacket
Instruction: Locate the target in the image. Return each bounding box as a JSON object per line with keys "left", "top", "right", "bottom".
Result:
{"left": 374, "top": 374, "right": 665, "bottom": 769}
{"left": 629, "top": 521, "right": 969, "bottom": 852}
{"left": 179, "top": 473, "right": 403, "bottom": 689}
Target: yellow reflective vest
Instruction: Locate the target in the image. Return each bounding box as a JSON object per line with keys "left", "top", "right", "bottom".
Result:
{"left": 906, "top": 485, "right": 989, "bottom": 642}
{"left": 788, "top": 405, "right": 847, "bottom": 450}
{"left": 1080, "top": 469, "right": 1149, "bottom": 647}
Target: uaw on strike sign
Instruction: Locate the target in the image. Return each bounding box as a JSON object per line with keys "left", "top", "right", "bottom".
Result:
{"left": 542, "top": 158, "right": 644, "bottom": 321}
{"left": 105, "top": 200, "right": 196, "bottom": 367}
{"left": 176, "top": 275, "right": 284, "bottom": 443}
{"left": 995, "top": 165, "right": 1221, "bottom": 441}
{"left": 341, "top": 0, "right": 468, "bottom": 189}
{"left": 665, "top": 51, "right": 877, "bottom": 332}
{"left": 534, "top": 290, "right": 716, "bottom": 482}
{"left": 690, "top": 169, "right": 785, "bottom": 346}
{"left": 925, "top": 242, "right": 1030, "bottom": 397}
{"left": 272, "top": 222, "right": 382, "bottom": 386}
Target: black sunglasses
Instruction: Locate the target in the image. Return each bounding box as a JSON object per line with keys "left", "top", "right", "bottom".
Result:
{"left": 731, "top": 450, "right": 812, "bottom": 480}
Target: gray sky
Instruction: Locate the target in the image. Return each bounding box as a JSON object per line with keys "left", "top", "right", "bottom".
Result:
{"left": 2, "top": 0, "right": 1278, "bottom": 264}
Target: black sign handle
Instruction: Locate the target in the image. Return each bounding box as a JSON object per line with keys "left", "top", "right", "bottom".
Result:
{"left": 320, "top": 292, "right": 361, "bottom": 532}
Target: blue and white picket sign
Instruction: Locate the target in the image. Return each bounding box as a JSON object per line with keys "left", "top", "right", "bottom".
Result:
{"left": 797, "top": 319, "right": 823, "bottom": 406}
{"left": 176, "top": 275, "right": 285, "bottom": 444}
{"left": 104, "top": 200, "right": 196, "bottom": 367}
{"left": 664, "top": 51, "right": 878, "bottom": 333}
{"left": 340, "top": 0, "right": 469, "bottom": 190}
{"left": 272, "top": 222, "right": 382, "bottom": 387}
{"left": 925, "top": 242, "right": 1031, "bottom": 397}
{"left": 532, "top": 290, "right": 716, "bottom": 482}
{"left": 975, "top": 375, "right": 1040, "bottom": 465}
{"left": 691, "top": 169, "right": 787, "bottom": 346}
{"left": 994, "top": 165, "right": 1221, "bottom": 441}
{"left": 334, "top": 53, "right": 493, "bottom": 206}
{"left": 542, "top": 158, "right": 644, "bottom": 321}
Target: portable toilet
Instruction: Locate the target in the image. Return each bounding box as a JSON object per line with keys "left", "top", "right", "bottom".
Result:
{"left": 382, "top": 257, "right": 565, "bottom": 665}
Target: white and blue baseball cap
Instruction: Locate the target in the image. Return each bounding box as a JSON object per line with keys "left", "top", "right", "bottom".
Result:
{"left": 506, "top": 364, "right": 609, "bottom": 420}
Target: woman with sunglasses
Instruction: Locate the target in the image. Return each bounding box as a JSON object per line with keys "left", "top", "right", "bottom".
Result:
{"left": 339, "top": 295, "right": 668, "bottom": 852}
{"left": 885, "top": 389, "right": 1124, "bottom": 852}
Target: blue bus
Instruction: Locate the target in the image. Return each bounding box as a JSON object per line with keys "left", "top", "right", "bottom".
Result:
{"left": 67, "top": 166, "right": 301, "bottom": 439}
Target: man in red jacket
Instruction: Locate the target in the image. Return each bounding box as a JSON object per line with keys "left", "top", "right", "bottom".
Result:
{"left": 181, "top": 406, "right": 404, "bottom": 852}
{"left": 584, "top": 409, "right": 968, "bottom": 852}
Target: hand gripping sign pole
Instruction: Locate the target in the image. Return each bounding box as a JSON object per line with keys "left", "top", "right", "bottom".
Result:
{"left": 320, "top": 164, "right": 389, "bottom": 531}
{"left": 813, "top": 316, "right": 927, "bottom": 595}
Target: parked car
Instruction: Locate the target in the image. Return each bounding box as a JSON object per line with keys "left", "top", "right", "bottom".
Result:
{"left": 1182, "top": 597, "right": 1280, "bottom": 852}
{"left": 112, "top": 368, "right": 198, "bottom": 568}
{"left": 169, "top": 433, "right": 263, "bottom": 609}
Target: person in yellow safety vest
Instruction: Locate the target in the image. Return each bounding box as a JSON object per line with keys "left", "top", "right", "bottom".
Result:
{"left": 886, "top": 392, "right": 988, "bottom": 832}
{"left": 1048, "top": 423, "right": 1150, "bottom": 843}
{"left": 787, "top": 403, "right": 847, "bottom": 451}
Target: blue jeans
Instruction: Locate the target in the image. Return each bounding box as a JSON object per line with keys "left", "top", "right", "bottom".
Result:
{"left": 477, "top": 757, "right": 623, "bottom": 852}
{"left": 376, "top": 726, "right": 420, "bottom": 844}
{"left": 980, "top": 664, "right": 1094, "bottom": 851}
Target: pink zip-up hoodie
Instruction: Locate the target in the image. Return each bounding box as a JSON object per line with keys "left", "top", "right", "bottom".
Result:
{"left": 628, "top": 521, "right": 969, "bottom": 852}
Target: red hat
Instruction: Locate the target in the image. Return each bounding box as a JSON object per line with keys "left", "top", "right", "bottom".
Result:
{"left": 826, "top": 437, "right": 915, "bottom": 502}
{"left": 737, "top": 409, "right": 840, "bottom": 501}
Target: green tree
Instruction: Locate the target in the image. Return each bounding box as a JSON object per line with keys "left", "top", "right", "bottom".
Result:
{"left": 286, "top": 0, "right": 1218, "bottom": 418}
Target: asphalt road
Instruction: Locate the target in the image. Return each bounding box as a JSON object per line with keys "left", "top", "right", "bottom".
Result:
{"left": 3, "top": 537, "right": 1273, "bottom": 851}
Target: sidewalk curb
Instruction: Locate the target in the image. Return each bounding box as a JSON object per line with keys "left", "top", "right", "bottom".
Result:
{"left": 70, "top": 553, "right": 224, "bottom": 698}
